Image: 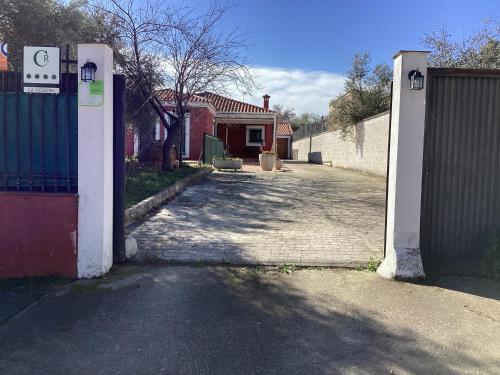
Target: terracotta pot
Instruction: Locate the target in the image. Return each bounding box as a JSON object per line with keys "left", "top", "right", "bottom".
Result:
{"left": 274, "top": 159, "right": 283, "bottom": 170}
{"left": 259, "top": 153, "right": 276, "bottom": 171}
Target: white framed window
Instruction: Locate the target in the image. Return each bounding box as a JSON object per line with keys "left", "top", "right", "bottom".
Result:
{"left": 133, "top": 131, "right": 139, "bottom": 156}
{"left": 182, "top": 115, "right": 190, "bottom": 158}
{"left": 155, "top": 121, "right": 161, "bottom": 140}
{"left": 246, "top": 125, "right": 265, "bottom": 147}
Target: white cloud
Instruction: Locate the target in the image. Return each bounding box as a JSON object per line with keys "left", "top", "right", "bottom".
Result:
{"left": 233, "top": 67, "right": 345, "bottom": 115}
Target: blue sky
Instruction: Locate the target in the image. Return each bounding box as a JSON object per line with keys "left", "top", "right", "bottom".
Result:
{"left": 182, "top": 0, "right": 499, "bottom": 113}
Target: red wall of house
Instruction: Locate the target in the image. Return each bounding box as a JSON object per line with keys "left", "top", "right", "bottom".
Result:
{"left": 0, "top": 193, "right": 78, "bottom": 278}
{"left": 158, "top": 105, "right": 275, "bottom": 160}
{"left": 125, "top": 127, "right": 135, "bottom": 157}
{"left": 160, "top": 106, "right": 214, "bottom": 161}
{"left": 188, "top": 107, "right": 213, "bottom": 160}
{"left": 217, "top": 124, "right": 273, "bottom": 158}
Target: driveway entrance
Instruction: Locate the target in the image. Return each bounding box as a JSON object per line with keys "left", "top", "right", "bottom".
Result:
{"left": 132, "top": 162, "right": 386, "bottom": 266}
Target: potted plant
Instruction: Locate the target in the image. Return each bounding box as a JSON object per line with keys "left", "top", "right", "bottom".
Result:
{"left": 274, "top": 158, "right": 283, "bottom": 170}
{"left": 259, "top": 151, "right": 276, "bottom": 171}
{"left": 213, "top": 156, "right": 243, "bottom": 171}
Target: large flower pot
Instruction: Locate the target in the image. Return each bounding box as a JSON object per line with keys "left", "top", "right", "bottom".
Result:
{"left": 259, "top": 153, "right": 276, "bottom": 171}
{"left": 213, "top": 158, "right": 243, "bottom": 171}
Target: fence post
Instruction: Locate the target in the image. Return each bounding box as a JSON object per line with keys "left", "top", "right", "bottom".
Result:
{"left": 77, "top": 44, "right": 114, "bottom": 278}
{"left": 203, "top": 132, "right": 206, "bottom": 164}
{"left": 377, "top": 50, "right": 429, "bottom": 280}
{"left": 112, "top": 74, "right": 126, "bottom": 263}
{"left": 308, "top": 124, "right": 312, "bottom": 163}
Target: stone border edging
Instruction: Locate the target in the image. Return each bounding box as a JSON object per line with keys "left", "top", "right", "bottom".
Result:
{"left": 124, "top": 167, "right": 212, "bottom": 226}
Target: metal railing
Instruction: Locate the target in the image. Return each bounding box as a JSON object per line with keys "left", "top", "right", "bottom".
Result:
{"left": 293, "top": 120, "right": 329, "bottom": 141}
{"left": 0, "top": 70, "right": 78, "bottom": 193}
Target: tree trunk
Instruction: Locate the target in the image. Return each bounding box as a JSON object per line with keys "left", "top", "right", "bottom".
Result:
{"left": 161, "top": 124, "right": 180, "bottom": 171}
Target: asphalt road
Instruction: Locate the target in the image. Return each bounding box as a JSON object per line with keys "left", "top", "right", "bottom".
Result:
{"left": 1, "top": 265, "right": 499, "bottom": 375}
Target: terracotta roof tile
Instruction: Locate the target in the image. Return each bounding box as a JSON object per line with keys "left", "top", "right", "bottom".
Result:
{"left": 155, "top": 89, "right": 274, "bottom": 114}
{"left": 155, "top": 89, "right": 210, "bottom": 103}
{"left": 277, "top": 122, "right": 294, "bottom": 136}
{"left": 196, "top": 92, "right": 274, "bottom": 113}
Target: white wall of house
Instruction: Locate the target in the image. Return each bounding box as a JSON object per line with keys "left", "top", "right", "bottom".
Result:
{"left": 183, "top": 115, "right": 190, "bottom": 158}
{"left": 292, "top": 112, "right": 390, "bottom": 176}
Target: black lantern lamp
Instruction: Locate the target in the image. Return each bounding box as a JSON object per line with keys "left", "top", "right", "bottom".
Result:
{"left": 408, "top": 68, "right": 424, "bottom": 90}
{"left": 81, "top": 60, "right": 97, "bottom": 82}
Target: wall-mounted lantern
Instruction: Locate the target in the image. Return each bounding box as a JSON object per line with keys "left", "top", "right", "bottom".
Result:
{"left": 80, "top": 60, "right": 97, "bottom": 82}
{"left": 408, "top": 68, "right": 424, "bottom": 90}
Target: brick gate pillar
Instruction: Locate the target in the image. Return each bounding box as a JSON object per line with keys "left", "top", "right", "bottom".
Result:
{"left": 77, "top": 44, "right": 114, "bottom": 278}
{"left": 377, "top": 51, "right": 429, "bottom": 280}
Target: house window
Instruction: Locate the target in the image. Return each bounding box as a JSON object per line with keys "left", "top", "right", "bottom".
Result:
{"left": 246, "top": 125, "right": 265, "bottom": 147}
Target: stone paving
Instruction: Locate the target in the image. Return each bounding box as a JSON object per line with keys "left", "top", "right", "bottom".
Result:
{"left": 131, "top": 162, "right": 387, "bottom": 266}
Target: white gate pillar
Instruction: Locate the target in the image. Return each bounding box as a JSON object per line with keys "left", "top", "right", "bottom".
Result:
{"left": 77, "top": 44, "right": 114, "bottom": 278}
{"left": 377, "top": 51, "right": 429, "bottom": 280}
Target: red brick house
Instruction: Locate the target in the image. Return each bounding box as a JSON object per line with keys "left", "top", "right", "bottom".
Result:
{"left": 127, "top": 91, "right": 295, "bottom": 161}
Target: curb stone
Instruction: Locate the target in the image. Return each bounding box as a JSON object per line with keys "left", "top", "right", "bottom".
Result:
{"left": 124, "top": 167, "right": 212, "bottom": 226}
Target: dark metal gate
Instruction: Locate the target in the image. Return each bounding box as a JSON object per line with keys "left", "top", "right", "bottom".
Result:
{"left": 420, "top": 68, "right": 500, "bottom": 264}
{"left": 0, "top": 71, "right": 78, "bottom": 192}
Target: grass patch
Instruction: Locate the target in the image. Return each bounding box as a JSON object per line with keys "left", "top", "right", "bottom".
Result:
{"left": 277, "top": 263, "right": 296, "bottom": 274}
{"left": 254, "top": 265, "right": 268, "bottom": 274}
{"left": 355, "top": 258, "right": 381, "bottom": 272}
{"left": 125, "top": 164, "right": 200, "bottom": 208}
{"left": 367, "top": 258, "right": 380, "bottom": 272}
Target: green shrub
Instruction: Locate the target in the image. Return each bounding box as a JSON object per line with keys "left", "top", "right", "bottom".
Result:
{"left": 481, "top": 231, "right": 500, "bottom": 278}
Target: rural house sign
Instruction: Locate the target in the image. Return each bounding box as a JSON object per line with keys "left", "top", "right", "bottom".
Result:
{"left": 0, "top": 42, "right": 7, "bottom": 71}
{"left": 23, "top": 46, "right": 61, "bottom": 94}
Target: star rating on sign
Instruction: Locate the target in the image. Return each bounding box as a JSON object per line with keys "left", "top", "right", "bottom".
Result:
{"left": 25, "top": 73, "right": 57, "bottom": 80}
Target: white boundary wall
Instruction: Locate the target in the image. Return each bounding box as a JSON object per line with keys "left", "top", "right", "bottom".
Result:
{"left": 292, "top": 112, "right": 390, "bottom": 176}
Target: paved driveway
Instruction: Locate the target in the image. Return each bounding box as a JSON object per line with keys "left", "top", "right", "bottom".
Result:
{"left": 132, "top": 162, "right": 386, "bottom": 266}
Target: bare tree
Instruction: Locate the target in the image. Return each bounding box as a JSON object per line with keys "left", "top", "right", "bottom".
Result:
{"left": 89, "top": 0, "right": 186, "bottom": 169}
{"left": 160, "top": 0, "right": 254, "bottom": 167}
{"left": 272, "top": 104, "right": 296, "bottom": 123}
{"left": 90, "top": 0, "right": 254, "bottom": 170}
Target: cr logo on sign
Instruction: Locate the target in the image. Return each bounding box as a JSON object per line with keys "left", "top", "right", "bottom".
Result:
{"left": 33, "top": 50, "right": 50, "bottom": 67}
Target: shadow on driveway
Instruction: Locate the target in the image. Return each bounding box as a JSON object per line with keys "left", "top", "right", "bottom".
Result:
{"left": 132, "top": 163, "right": 386, "bottom": 266}
{"left": 0, "top": 265, "right": 498, "bottom": 375}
